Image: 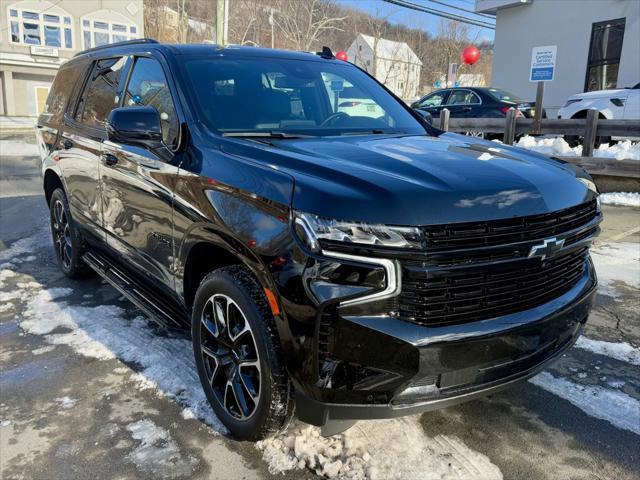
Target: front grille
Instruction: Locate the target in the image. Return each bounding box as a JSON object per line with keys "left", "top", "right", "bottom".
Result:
{"left": 422, "top": 200, "right": 598, "bottom": 251}
{"left": 398, "top": 246, "right": 589, "bottom": 326}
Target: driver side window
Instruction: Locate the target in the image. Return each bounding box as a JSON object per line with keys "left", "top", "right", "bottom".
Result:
{"left": 123, "top": 57, "right": 179, "bottom": 147}
{"left": 419, "top": 91, "right": 447, "bottom": 108}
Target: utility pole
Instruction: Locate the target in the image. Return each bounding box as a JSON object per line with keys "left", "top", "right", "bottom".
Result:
{"left": 215, "top": 0, "right": 228, "bottom": 45}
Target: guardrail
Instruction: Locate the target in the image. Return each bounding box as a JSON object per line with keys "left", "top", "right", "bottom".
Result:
{"left": 437, "top": 107, "right": 640, "bottom": 157}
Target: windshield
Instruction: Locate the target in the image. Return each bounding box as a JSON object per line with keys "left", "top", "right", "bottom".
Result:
{"left": 181, "top": 56, "right": 426, "bottom": 136}
{"left": 487, "top": 88, "right": 526, "bottom": 103}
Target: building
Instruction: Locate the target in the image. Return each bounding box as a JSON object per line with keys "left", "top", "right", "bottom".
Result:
{"left": 476, "top": 0, "right": 640, "bottom": 116}
{"left": 347, "top": 33, "right": 422, "bottom": 99}
{"left": 0, "top": 0, "right": 144, "bottom": 117}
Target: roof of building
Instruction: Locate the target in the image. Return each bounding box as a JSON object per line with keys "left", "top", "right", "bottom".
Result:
{"left": 357, "top": 34, "right": 422, "bottom": 65}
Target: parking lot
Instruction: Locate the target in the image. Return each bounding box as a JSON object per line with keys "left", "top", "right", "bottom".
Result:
{"left": 1, "top": 131, "right": 639, "bottom": 480}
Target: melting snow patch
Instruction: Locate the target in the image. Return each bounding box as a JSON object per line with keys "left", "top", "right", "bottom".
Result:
{"left": 530, "top": 372, "right": 640, "bottom": 435}
{"left": 55, "top": 396, "right": 77, "bottom": 410}
{"left": 32, "top": 345, "right": 56, "bottom": 355}
{"left": 126, "top": 419, "right": 198, "bottom": 479}
{"left": 575, "top": 337, "right": 640, "bottom": 366}
{"left": 257, "top": 418, "right": 503, "bottom": 479}
{"left": 590, "top": 242, "right": 640, "bottom": 297}
{"left": 600, "top": 192, "right": 640, "bottom": 208}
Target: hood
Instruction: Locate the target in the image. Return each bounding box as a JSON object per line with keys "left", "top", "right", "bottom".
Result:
{"left": 570, "top": 88, "right": 630, "bottom": 100}
{"left": 221, "top": 133, "right": 594, "bottom": 226}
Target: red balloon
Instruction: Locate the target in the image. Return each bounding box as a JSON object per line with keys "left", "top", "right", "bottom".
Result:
{"left": 336, "top": 50, "right": 348, "bottom": 61}
{"left": 461, "top": 46, "right": 480, "bottom": 65}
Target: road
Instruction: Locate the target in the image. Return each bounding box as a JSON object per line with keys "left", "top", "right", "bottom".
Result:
{"left": 1, "top": 131, "right": 638, "bottom": 480}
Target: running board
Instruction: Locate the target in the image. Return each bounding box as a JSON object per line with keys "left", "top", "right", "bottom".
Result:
{"left": 82, "top": 251, "right": 190, "bottom": 332}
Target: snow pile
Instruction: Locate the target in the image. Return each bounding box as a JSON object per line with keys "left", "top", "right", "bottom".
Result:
{"left": 529, "top": 372, "right": 640, "bottom": 435}
{"left": 590, "top": 242, "right": 640, "bottom": 297}
{"left": 0, "top": 140, "right": 39, "bottom": 157}
{"left": 599, "top": 192, "right": 640, "bottom": 208}
{"left": 126, "top": 419, "right": 198, "bottom": 478}
{"left": 513, "top": 135, "right": 640, "bottom": 160}
{"left": 575, "top": 337, "right": 640, "bottom": 366}
{"left": 257, "top": 418, "right": 503, "bottom": 480}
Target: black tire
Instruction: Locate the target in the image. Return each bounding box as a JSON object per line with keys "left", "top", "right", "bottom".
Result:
{"left": 191, "top": 265, "right": 294, "bottom": 440}
{"left": 49, "top": 188, "right": 91, "bottom": 278}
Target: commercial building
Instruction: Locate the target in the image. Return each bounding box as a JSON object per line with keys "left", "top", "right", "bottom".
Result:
{"left": 347, "top": 33, "right": 422, "bottom": 99}
{"left": 0, "top": 0, "right": 144, "bottom": 117}
{"left": 476, "top": 0, "right": 640, "bottom": 116}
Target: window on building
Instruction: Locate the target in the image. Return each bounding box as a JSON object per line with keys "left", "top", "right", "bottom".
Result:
{"left": 585, "top": 18, "right": 626, "bottom": 92}
{"left": 76, "top": 57, "right": 127, "bottom": 128}
{"left": 7, "top": 3, "right": 73, "bottom": 48}
{"left": 81, "top": 11, "right": 139, "bottom": 49}
{"left": 123, "top": 57, "right": 179, "bottom": 147}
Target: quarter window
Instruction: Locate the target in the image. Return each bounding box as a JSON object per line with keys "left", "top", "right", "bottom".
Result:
{"left": 585, "top": 18, "right": 626, "bottom": 92}
{"left": 7, "top": 4, "right": 73, "bottom": 48}
{"left": 123, "top": 57, "right": 179, "bottom": 147}
{"left": 77, "top": 57, "right": 127, "bottom": 128}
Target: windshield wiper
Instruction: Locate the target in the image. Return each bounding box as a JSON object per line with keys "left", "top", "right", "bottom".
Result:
{"left": 339, "top": 130, "right": 405, "bottom": 136}
{"left": 222, "top": 131, "right": 314, "bottom": 139}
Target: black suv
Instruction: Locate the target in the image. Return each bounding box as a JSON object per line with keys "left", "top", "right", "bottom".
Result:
{"left": 37, "top": 40, "right": 601, "bottom": 440}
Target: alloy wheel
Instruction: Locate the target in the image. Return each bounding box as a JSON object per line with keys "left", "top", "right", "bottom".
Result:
{"left": 52, "top": 200, "right": 72, "bottom": 269}
{"left": 200, "top": 294, "right": 261, "bottom": 420}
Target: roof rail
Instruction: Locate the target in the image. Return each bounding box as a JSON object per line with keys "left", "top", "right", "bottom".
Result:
{"left": 73, "top": 38, "right": 159, "bottom": 57}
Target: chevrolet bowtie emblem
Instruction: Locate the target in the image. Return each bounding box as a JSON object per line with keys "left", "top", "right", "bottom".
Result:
{"left": 528, "top": 237, "right": 565, "bottom": 260}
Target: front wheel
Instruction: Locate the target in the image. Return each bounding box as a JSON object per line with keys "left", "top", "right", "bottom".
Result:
{"left": 49, "top": 188, "right": 91, "bottom": 278}
{"left": 192, "top": 265, "right": 294, "bottom": 440}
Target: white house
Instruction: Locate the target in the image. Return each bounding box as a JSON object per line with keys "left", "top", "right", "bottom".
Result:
{"left": 476, "top": 0, "right": 640, "bottom": 116}
{"left": 347, "top": 33, "right": 422, "bottom": 99}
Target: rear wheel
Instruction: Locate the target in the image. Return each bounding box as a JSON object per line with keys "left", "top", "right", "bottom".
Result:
{"left": 49, "top": 188, "right": 91, "bottom": 278}
{"left": 192, "top": 265, "right": 293, "bottom": 440}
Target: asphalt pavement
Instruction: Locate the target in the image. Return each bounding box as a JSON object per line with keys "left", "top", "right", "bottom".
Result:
{"left": 1, "top": 131, "right": 638, "bottom": 480}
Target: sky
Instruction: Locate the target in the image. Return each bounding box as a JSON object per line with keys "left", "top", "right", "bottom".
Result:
{"left": 336, "top": 0, "right": 496, "bottom": 43}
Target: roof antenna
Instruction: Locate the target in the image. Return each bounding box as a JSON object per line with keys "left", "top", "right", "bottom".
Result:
{"left": 316, "top": 46, "right": 335, "bottom": 59}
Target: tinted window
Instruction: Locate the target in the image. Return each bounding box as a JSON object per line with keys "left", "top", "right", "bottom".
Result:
{"left": 448, "top": 90, "right": 480, "bottom": 105}
{"left": 43, "top": 60, "right": 88, "bottom": 125}
{"left": 182, "top": 57, "right": 426, "bottom": 136}
{"left": 123, "top": 57, "right": 179, "bottom": 146}
{"left": 487, "top": 89, "right": 525, "bottom": 103}
{"left": 77, "top": 57, "right": 126, "bottom": 128}
{"left": 419, "top": 91, "right": 448, "bottom": 108}
{"left": 585, "top": 18, "right": 626, "bottom": 91}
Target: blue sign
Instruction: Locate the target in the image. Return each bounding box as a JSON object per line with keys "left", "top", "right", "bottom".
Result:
{"left": 531, "top": 67, "right": 554, "bottom": 81}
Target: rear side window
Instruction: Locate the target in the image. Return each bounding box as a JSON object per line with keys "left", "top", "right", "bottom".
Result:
{"left": 76, "top": 57, "right": 127, "bottom": 128}
{"left": 122, "top": 57, "right": 179, "bottom": 147}
{"left": 43, "top": 61, "right": 87, "bottom": 125}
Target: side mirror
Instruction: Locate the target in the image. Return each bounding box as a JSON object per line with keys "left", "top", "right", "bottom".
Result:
{"left": 415, "top": 109, "right": 433, "bottom": 125}
{"left": 107, "top": 106, "right": 163, "bottom": 149}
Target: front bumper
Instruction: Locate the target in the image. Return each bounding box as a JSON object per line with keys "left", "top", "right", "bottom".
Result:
{"left": 295, "top": 261, "right": 596, "bottom": 426}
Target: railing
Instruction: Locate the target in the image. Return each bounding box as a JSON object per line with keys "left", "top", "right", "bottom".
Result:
{"left": 437, "top": 107, "right": 640, "bottom": 156}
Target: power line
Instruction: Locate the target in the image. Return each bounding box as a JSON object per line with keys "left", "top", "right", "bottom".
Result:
{"left": 383, "top": 0, "right": 496, "bottom": 29}
{"left": 425, "top": 0, "right": 495, "bottom": 19}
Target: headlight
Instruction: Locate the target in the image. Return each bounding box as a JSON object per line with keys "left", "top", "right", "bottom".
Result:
{"left": 294, "top": 211, "right": 424, "bottom": 252}
{"left": 562, "top": 98, "right": 582, "bottom": 108}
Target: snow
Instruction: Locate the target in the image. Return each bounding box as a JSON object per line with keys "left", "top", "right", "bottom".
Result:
{"left": 575, "top": 337, "right": 640, "bottom": 366}
{"left": 55, "top": 396, "right": 77, "bottom": 410}
{"left": 529, "top": 372, "right": 640, "bottom": 435}
{"left": 513, "top": 135, "right": 640, "bottom": 160}
{"left": 590, "top": 242, "right": 640, "bottom": 297}
{"left": 13, "top": 279, "right": 224, "bottom": 431}
{"left": 126, "top": 419, "right": 198, "bottom": 479}
{"left": 257, "top": 418, "right": 503, "bottom": 480}
{"left": 0, "top": 139, "right": 39, "bottom": 157}
{"left": 599, "top": 192, "right": 640, "bottom": 208}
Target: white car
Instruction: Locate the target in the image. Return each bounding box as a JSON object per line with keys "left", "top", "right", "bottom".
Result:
{"left": 557, "top": 82, "right": 640, "bottom": 120}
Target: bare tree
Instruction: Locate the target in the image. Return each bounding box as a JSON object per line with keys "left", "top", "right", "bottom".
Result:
{"left": 272, "top": 0, "right": 346, "bottom": 51}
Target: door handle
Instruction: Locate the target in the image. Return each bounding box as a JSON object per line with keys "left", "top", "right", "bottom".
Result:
{"left": 63, "top": 139, "right": 73, "bottom": 149}
{"left": 101, "top": 153, "right": 118, "bottom": 167}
